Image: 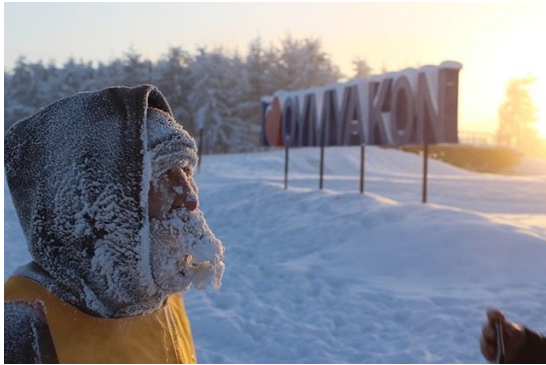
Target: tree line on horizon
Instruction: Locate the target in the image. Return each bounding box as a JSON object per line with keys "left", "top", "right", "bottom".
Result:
{"left": 4, "top": 36, "right": 373, "bottom": 154}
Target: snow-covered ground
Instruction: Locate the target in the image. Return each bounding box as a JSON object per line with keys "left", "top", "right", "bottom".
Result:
{"left": 504, "top": 155, "right": 546, "bottom": 176}
{"left": 4, "top": 147, "right": 546, "bottom": 363}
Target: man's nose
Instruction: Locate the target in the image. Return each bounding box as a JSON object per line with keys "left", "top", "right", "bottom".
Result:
{"left": 171, "top": 179, "right": 198, "bottom": 212}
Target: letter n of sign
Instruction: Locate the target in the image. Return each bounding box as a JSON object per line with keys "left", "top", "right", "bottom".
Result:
{"left": 416, "top": 72, "right": 441, "bottom": 144}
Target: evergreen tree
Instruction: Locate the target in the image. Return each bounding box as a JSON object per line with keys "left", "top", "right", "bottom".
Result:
{"left": 352, "top": 58, "right": 372, "bottom": 78}
{"left": 269, "top": 35, "right": 342, "bottom": 91}
{"left": 5, "top": 57, "right": 41, "bottom": 129}
{"left": 57, "top": 58, "right": 96, "bottom": 97}
{"left": 122, "top": 48, "right": 154, "bottom": 86}
{"left": 245, "top": 37, "right": 273, "bottom": 100}
{"left": 241, "top": 37, "right": 278, "bottom": 149}
{"left": 497, "top": 76, "right": 539, "bottom": 153}
{"left": 226, "top": 51, "right": 260, "bottom": 152}
{"left": 5, "top": 35, "right": 349, "bottom": 147}
{"left": 155, "top": 47, "right": 193, "bottom": 132}
{"left": 188, "top": 47, "right": 232, "bottom": 153}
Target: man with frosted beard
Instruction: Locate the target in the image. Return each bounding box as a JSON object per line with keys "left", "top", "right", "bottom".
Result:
{"left": 4, "top": 85, "right": 225, "bottom": 364}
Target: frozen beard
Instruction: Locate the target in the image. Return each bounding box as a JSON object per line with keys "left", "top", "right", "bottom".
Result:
{"left": 146, "top": 107, "right": 224, "bottom": 296}
{"left": 149, "top": 206, "right": 225, "bottom": 294}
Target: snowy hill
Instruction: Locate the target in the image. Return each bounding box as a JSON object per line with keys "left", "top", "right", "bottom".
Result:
{"left": 4, "top": 147, "right": 546, "bottom": 363}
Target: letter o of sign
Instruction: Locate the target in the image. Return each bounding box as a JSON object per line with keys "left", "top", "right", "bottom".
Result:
{"left": 265, "top": 97, "right": 283, "bottom": 146}
{"left": 390, "top": 76, "right": 414, "bottom": 145}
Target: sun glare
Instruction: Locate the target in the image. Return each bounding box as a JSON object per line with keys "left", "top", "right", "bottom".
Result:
{"left": 493, "top": 19, "right": 546, "bottom": 139}
{"left": 536, "top": 119, "right": 546, "bottom": 139}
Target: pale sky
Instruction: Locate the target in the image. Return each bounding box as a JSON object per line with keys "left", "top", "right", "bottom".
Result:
{"left": 4, "top": 2, "right": 546, "bottom": 136}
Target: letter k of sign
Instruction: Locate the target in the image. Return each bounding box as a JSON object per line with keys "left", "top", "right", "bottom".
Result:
{"left": 368, "top": 78, "right": 392, "bottom": 144}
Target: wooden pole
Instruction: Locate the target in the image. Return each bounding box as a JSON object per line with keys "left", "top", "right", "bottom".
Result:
{"left": 360, "top": 144, "right": 365, "bottom": 194}
{"left": 284, "top": 143, "right": 289, "bottom": 190}
{"left": 197, "top": 128, "right": 204, "bottom": 173}
{"left": 422, "top": 142, "right": 428, "bottom": 203}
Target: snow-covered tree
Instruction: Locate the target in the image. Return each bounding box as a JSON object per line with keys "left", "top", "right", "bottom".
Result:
{"left": 121, "top": 48, "right": 154, "bottom": 87}
{"left": 154, "top": 47, "right": 193, "bottom": 132}
{"left": 225, "top": 52, "right": 261, "bottom": 152}
{"left": 352, "top": 58, "right": 372, "bottom": 78}
{"left": 269, "top": 35, "right": 342, "bottom": 91}
{"left": 497, "top": 76, "right": 539, "bottom": 153}
{"left": 245, "top": 37, "right": 275, "bottom": 99}
{"left": 5, "top": 57, "right": 53, "bottom": 130}
{"left": 188, "top": 47, "right": 262, "bottom": 153}
{"left": 5, "top": 36, "right": 350, "bottom": 146}
{"left": 188, "top": 48, "right": 232, "bottom": 153}
{"left": 56, "top": 58, "right": 97, "bottom": 97}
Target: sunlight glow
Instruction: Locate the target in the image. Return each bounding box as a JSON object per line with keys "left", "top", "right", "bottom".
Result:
{"left": 486, "top": 16, "right": 546, "bottom": 139}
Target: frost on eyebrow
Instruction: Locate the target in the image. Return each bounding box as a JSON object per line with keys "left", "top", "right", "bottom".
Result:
{"left": 146, "top": 108, "right": 198, "bottom": 181}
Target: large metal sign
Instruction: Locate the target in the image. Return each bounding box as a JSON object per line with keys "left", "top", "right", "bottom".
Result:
{"left": 262, "top": 61, "right": 462, "bottom": 147}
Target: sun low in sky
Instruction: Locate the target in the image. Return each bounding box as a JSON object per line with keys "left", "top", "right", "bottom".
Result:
{"left": 4, "top": 2, "right": 546, "bottom": 137}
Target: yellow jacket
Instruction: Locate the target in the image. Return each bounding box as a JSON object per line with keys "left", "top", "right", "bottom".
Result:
{"left": 4, "top": 276, "right": 197, "bottom": 364}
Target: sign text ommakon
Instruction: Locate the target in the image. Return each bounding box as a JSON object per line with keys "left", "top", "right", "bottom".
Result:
{"left": 262, "top": 61, "right": 462, "bottom": 147}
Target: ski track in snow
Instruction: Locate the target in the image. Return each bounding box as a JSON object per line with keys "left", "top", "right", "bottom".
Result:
{"left": 4, "top": 147, "right": 546, "bottom": 363}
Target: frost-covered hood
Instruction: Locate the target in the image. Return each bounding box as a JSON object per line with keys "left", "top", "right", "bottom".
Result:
{"left": 5, "top": 85, "right": 184, "bottom": 317}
